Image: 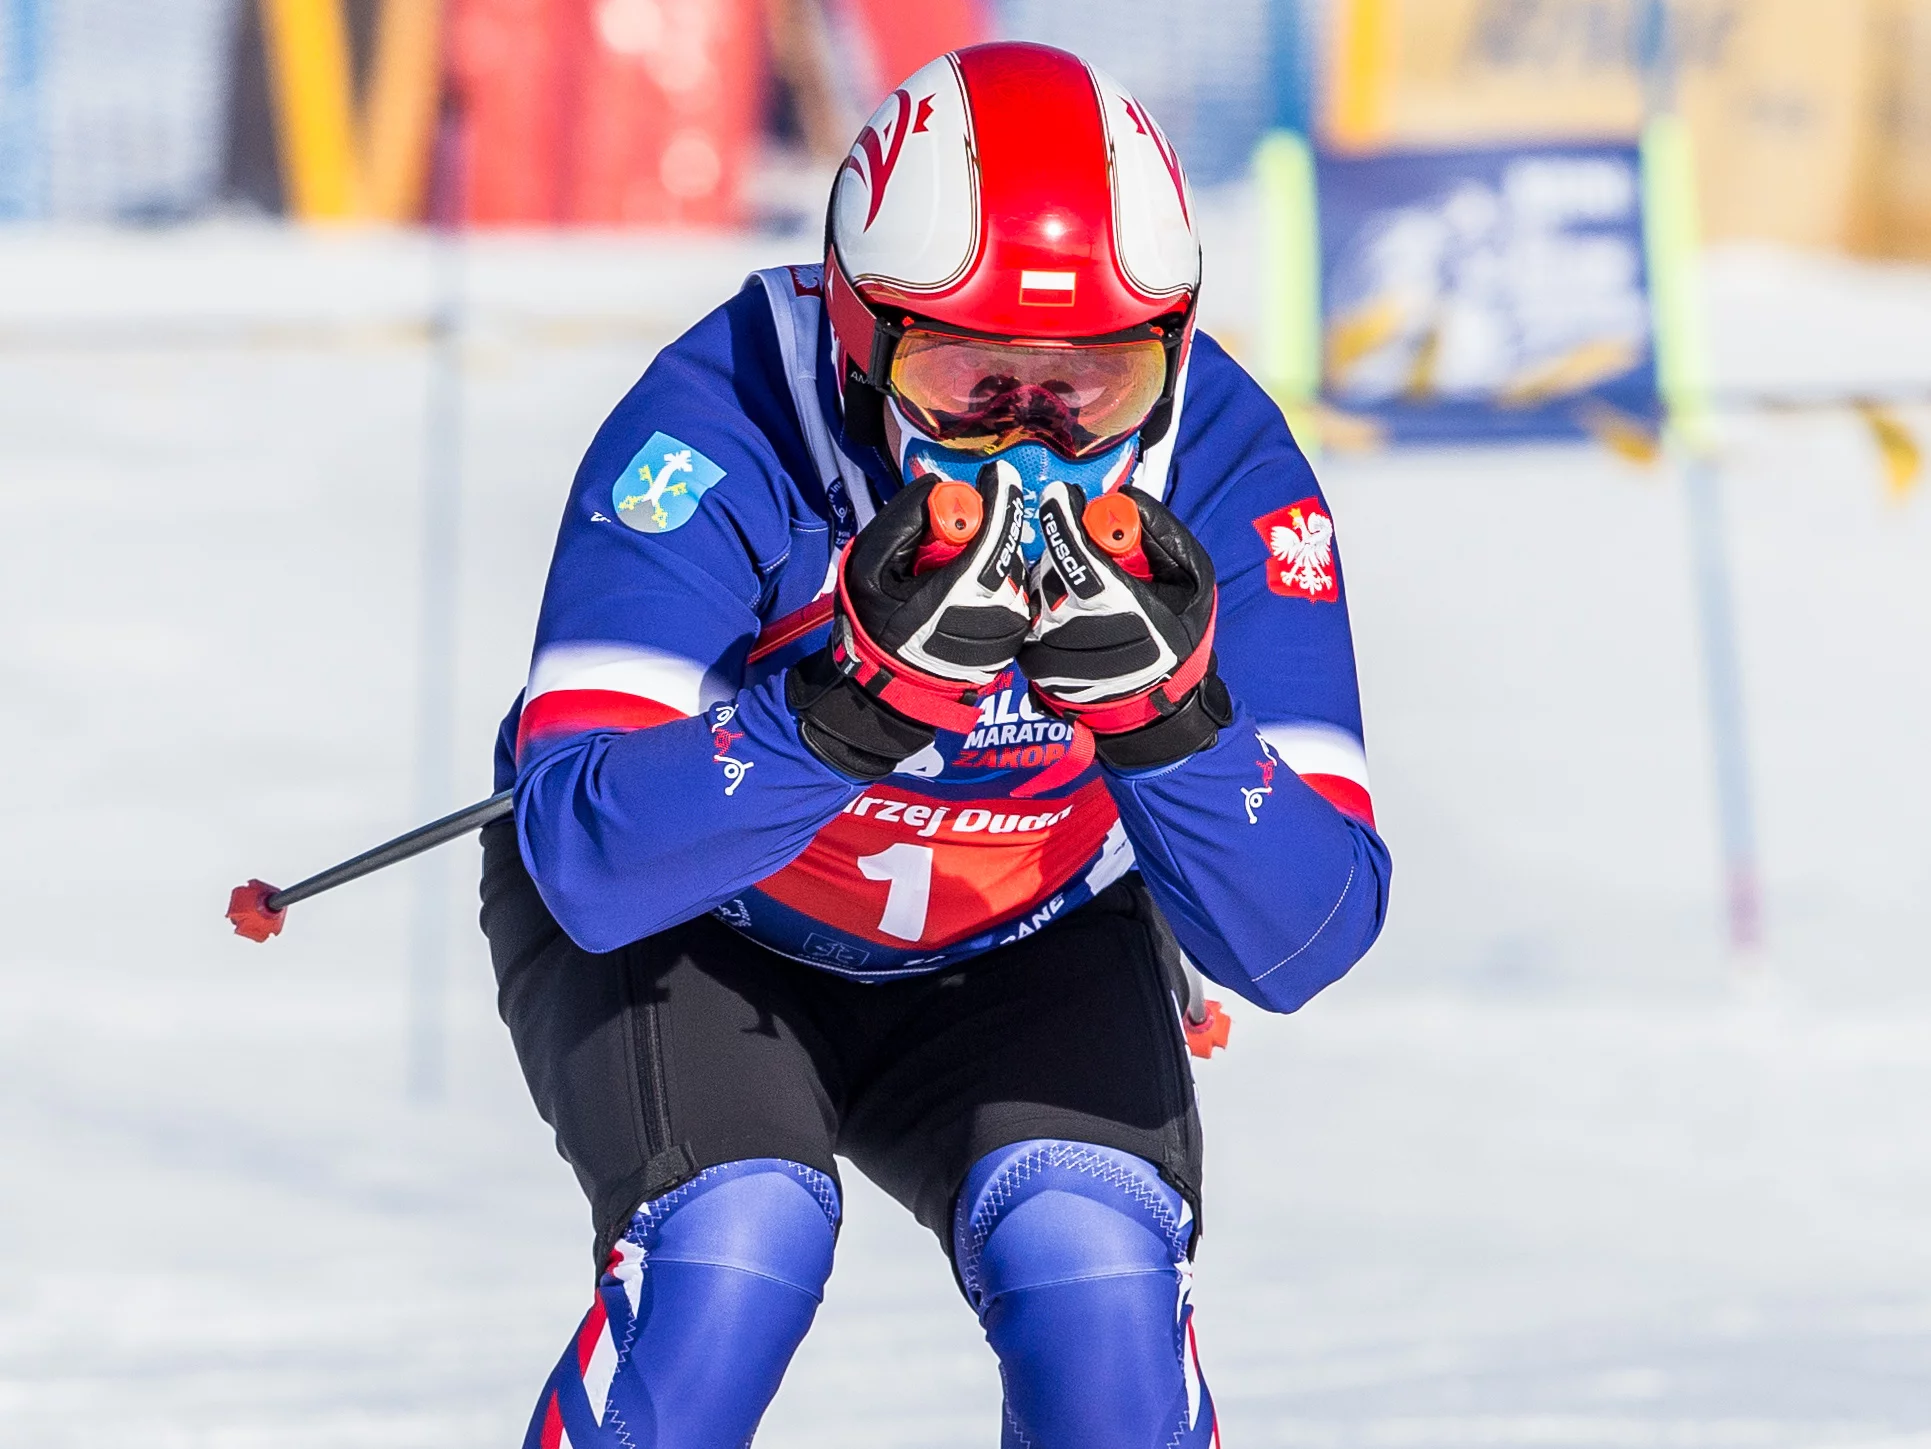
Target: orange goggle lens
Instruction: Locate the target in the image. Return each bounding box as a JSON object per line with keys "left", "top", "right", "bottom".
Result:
{"left": 887, "top": 330, "right": 1168, "bottom": 459}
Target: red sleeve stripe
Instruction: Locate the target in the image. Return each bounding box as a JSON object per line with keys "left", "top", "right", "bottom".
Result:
{"left": 1255, "top": 721, "right": 1375, "bottom": 827}
{"left": 527, "top": 642, "right": 709, "bottom": 714}
{"left": 1299, "top": 773, "right": 1375, "bottom": 827}
{"left": 516, "top": 689, "right": 687, "bottom": 758}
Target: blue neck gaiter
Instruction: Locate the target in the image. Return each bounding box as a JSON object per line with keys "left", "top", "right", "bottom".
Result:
{"left": 894, "top": 410, "right": 1142, "bottom": 565}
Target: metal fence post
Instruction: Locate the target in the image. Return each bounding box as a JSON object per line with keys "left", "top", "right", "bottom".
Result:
{"left": 408, "top": 227, "right": 464, "bottom": 1101}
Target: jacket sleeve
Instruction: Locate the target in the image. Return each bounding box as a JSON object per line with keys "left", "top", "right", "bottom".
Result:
{"left": 511, "top": 286, "right": 864, "bottom": 954}
{"left": 1105, "top": 336, "right": 1392, "bottom": 1012}
{"left": 1107, "top": 708, "right": 1391, "bottom": 1013}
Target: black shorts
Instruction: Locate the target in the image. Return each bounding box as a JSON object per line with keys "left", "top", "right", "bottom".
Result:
{"left": 478, "top": 821, "right": 1205, "bottom": 1273}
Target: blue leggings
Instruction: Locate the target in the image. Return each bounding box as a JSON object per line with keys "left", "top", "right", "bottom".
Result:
{"left": 955, "top": 1140, "right": 1215, "bottom": 1449}
{"left": 523, "top": 1159, "right": 840, "bottom": 1449}
{"left": 523, "top": 1144, "right": 1213, "bottom": 1447}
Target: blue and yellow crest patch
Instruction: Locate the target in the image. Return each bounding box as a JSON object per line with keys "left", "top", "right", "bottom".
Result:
{"left": 611, "top": 432, "right": 727, "bottom": 533}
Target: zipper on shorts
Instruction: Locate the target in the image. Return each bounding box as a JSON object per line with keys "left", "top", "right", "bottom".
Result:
{"left": 640, "top": 997, "right": 674, "bottom": 1159}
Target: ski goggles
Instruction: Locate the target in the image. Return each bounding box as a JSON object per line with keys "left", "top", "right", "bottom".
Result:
{"left": 886, "top": 328, "right": 1171, "bottom": 459}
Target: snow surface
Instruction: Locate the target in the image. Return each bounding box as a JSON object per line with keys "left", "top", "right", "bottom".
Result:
{"left": 0, "top": 216, "right": 1927, "bottom": 1445}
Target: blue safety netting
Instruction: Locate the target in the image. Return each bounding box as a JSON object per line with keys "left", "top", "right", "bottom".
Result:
{"left": 0, "top": 0, "right": 237, "bottom": 221}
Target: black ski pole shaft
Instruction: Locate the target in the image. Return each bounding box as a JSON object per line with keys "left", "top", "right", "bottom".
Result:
{"left": 271, "top": 790, "right": 512, "bottom": 909}
{"left": 228, "top": 790, "right": 512, "bottom": 941}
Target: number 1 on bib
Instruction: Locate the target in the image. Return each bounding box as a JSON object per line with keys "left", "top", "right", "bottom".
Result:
{"left": 856, "top": 843, "right": 935, "bottom": 941}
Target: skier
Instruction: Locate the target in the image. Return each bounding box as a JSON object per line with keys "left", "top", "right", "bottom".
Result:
{"left": 484, "top": 41, "right": 1391, "bottom": 1448}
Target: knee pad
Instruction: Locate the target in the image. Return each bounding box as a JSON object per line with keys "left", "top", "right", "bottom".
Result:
{"left": 528, "top": 1159, "right": 839, "bottom": 1449}
{"left": 954, "top": 1140, "right": 1213, "bottom": 1449}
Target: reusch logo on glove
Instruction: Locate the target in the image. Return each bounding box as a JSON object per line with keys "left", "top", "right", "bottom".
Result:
{"left": 1252, "top": 499, "right": 1338, "bottom": 602}
{"left": 975, "top": 489, "right": 1027, "bottom": 592}
{"left": 1038, "top": 501, "right": 1100, "bottom": 599}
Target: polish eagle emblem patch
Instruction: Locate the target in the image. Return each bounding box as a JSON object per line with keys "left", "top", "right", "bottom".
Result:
{"left": 1252, "top": 498, "right": 1338, "bottom": 602}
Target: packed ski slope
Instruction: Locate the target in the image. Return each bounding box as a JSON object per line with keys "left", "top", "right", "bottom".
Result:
{"left": 0, "top": 214, "right": 1927, "bottom": 1446}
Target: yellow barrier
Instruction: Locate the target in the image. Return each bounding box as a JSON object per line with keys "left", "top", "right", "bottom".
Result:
{"left": 260, "top": 0, "right": 361, "bottom": 220}
{"left": 260, "top": 0, "right": 444, "bottom": 223}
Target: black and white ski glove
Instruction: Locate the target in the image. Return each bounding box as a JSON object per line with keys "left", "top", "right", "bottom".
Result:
{"left": 788, "top": 463, "right": 1031, "bottom": 780}
{"left": 1019, "top": 481, "right": 1232, "bottom": 771}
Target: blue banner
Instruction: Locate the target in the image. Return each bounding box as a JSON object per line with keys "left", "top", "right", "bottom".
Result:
{"left": 1317, "top": 142, "right": 1659, "bottom": 446}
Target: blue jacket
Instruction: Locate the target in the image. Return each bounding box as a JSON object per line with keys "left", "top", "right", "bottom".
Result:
{"left": 498, "top": 265, "right": 1391, "bottom": 1013}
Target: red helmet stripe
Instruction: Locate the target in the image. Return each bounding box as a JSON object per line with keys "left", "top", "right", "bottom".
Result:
{"left": 955, "top": 43, "right": 1111, "bottom": 286}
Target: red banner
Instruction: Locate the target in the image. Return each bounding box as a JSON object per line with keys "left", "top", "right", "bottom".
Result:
{"left": 447, "top": 0, "right": 762, "bottom": 227}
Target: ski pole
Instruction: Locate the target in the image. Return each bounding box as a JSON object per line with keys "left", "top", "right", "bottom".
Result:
{"left": 226, "top": 483, "right": 984, "bottom": 944}
{"left": 1139, "top": 882, "right": 1231, "bottom": 1058}
{"left": 228, "top": 790, "right": 512, "bottom": 942}
{"left": 1178, "top": 959, "right": 1231, "bottom": 1058}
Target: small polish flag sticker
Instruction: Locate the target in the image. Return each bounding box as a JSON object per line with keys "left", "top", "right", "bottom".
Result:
{"left": 1019, "top": 270, "right": 1076, "bottom": 306}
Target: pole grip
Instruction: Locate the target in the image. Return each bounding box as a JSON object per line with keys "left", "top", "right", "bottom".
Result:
{"left": 912, "top": 479, "right": 984, "bottom": 574}
{"left": 1083, "top": 491, "right": 1152, "bottom": 580}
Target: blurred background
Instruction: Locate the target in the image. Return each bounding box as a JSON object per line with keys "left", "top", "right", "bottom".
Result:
{"left": 1, "top": 0, "right": 1928, "bottom": 1444}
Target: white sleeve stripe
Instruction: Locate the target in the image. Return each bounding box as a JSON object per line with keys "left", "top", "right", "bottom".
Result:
{"left": 1255, "top": 721, "right": 1372, "bottom": 791}
{"left": 527, "top": 643, "right": 712, "bottom": 717}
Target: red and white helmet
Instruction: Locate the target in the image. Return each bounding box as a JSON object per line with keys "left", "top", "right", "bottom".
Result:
{"left": 825, "top": 42, "right": 1200, "bottom": 463}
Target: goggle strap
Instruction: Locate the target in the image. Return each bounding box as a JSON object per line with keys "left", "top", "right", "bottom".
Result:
{"left": 826, "top": 259, "right": 894, "bottom": 385}
{"left": 832, "top": 257, "right": 1191, "bottom": 388}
